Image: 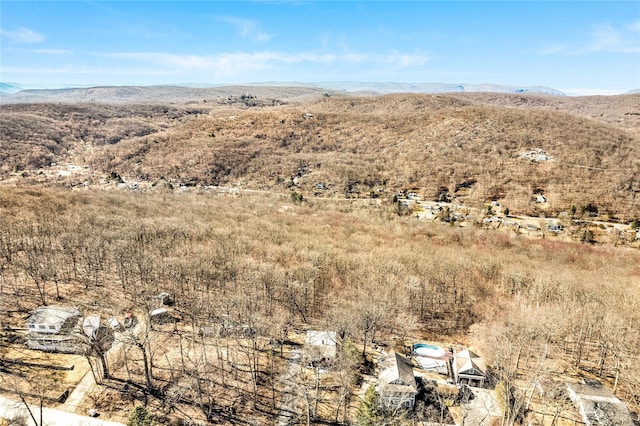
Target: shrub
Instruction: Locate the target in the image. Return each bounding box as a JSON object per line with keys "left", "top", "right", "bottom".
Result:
{"left": 127, "top": 406, "right": 154, "bottom": 426}
{"left": 290, "top": 191, "right": 304, "bottom": 204}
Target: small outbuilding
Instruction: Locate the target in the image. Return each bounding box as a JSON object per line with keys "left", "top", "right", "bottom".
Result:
{"left": 453, "top": 349, "right": 487, "bottom": 387}
{"left": 305, "top": 330, "right": 337, "bottom": 361}
{"left": 377, "top": 352, "right": 418, "bottom": 410}
{"left": 152, "top": 292, "right": 174, "bottom": 307}
{"left": 149, "top": 308, "right": 174, "bottom": 325}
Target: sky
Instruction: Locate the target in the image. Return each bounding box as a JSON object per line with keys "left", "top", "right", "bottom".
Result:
{"left": 1, "top": 1, "right": 639, "bottom": 95}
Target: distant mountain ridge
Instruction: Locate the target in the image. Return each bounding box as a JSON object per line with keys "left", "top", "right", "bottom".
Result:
{"left": 4, "top": 81, "right": 639, "bottom": 104}
{"left": 252, "top": 81, "right": 567, "bottom": 96}
{"left": 0, "top": 81, "right": 568, "bottom": 103}
{"left": 0, "top": 85, "right": 331, "bottom": 104}
{"left": 0, "top": 83, "right": 23, "bottom": 94}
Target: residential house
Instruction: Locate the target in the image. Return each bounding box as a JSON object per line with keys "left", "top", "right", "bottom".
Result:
{"left": 547, "top": 223, "right": 564, "bottom": 233}
{"left": 453, "top": 349, "right": 487, "bottom": 387}
{"left": 26, "top": 306, "right": 80, "bottom": 335}
{"left": 305, "top": 330, "right": 337, "bottom": 362}
{"left": 377, "top": 352, "right": 418, "bottom": 410}
{"left": 25, "top": 306, "right": 91, "bottom": 353}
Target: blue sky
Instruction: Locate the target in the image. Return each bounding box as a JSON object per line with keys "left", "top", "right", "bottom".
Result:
{"left": 1, "top": 1, "right": 639, "bottom": 94}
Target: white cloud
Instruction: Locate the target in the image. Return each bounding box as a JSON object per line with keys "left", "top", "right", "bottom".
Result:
{"left": 1, "top": 65, "right": 172, "bottom": 75}
{"left": 98, "top": 52, "right": 219, "bottom": 69}
{"left": 376, "top": 51, "right": 430, "bottom": 67}
{"left": 256, "top": 32, "right": 274, "bottom": 42}
{"left": 218, "top": 16, "right": 274, "bottom": 42}
{"left": 33, "top": 49, "right": 72, "bottom": 55}
{"left": 540, "top": 21, "right": 640, "bottom": 55}
{"left": 0, "top": 27, "right": 45, "bottom": 43}
{"left": 343, "top": 52, "right": 370, "bottom": 63}
{"left": 587, "top": 23, "right": 634, "bottom": 53}
{"left": 293, "top": 52, "right": 336, "bottom": 63}
{"left": 538, "top": 43, "right": 568, "bottom": 55}
{"left": 92, "top": 49, "right": 429, "bottom": 76}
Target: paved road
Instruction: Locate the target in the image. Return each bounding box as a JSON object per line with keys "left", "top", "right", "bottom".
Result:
{"left": 57, "top": 367, "right": 97, "bottom": 413}
{"left": 56, "top": 317, "right": 145, "bottom": 415}
{"left": 0, "top": 395, "right": 125, "bottom": 426}
{"left": 276, "top": 348, "right": 302, "bottom": 426}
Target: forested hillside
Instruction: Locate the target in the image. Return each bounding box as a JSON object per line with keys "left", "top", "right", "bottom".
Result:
{"left": 1, "top": 93, "right": 639, "bottom": 223}
{"left": 0, "top": 187, "right": 638, "bottom": 424}
{"left": 1, "top": 90, "right": 639, "bottom": 425}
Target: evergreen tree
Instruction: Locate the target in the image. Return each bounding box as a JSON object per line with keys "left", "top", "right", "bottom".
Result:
{"left": 356, "top": 385, "right": 381, "bottom": 426}
{"left": 127, "top": 406, "right": 154, "bottom": 426}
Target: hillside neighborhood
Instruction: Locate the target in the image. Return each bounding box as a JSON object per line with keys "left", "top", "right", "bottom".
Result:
{"left": 0, "top": 88, "right": 638, "bottom": 426}
{"left": 1, "top": 296, "right": 637, "bottom": 425}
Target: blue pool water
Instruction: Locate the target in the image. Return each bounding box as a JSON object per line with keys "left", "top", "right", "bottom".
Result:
{"left": 412, "top": 343, "right": 445, "bottom": 358}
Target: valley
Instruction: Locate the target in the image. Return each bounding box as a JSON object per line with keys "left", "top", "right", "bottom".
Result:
{"left": 0, "top": 87, "right": 639, "bottom": 425}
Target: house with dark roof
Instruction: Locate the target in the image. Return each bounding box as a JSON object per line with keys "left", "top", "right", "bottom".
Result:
{"left": 377, "top": 352, "right": 418, "bottom": 410}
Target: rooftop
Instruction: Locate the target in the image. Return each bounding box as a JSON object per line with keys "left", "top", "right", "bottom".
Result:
{"left": 455, "top": 349, "right": 486, "bottom": 376}
{"left": 305, "top": 330, "right": 337, "bottom": 347}
{"left": 378, "top": 352, "right": 417, "bottom": 392}
{"left": 26, "top": 306, "right": 80, "bottom": 330}
{"left": 567, "top": 379, "right": 635, "bottom": 426}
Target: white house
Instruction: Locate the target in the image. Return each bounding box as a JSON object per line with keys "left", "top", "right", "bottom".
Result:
{"left": 26, "top": 306, "right": 80, "bottom": 334}
{"left": 305, "top": 330, "right": 337, "bottom": 361}
{"left": 25, "top": 306, "right": 88, "bottom": 353}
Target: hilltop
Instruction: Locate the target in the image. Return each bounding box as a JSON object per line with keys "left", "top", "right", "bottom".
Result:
{"left": 1, "top": 90, "right": 638, "bottom": 224}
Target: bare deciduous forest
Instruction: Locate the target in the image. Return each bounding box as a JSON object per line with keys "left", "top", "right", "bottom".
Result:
{"left": 0, "top": 89, "right": 639, "bottom": 425}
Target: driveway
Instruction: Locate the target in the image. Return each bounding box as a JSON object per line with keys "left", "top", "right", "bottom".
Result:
{"left": 0, "top": 395, "right": 125, "bottom": 425}
{"left": 276, "top": 348, "right": 302, "bottom": 426}
{"left": 458, "top": 387, "right": 502, "bottom": 426}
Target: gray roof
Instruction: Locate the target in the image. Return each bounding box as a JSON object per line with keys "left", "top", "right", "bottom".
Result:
{"left": 305, "top": 330, "right": 337, "bottom": 359}
{"left": 567, "top": 380, "right": 635, "bottom": 426}
{"left": 305, "top": 330, "right": 337, "bottom": 346}
{"left": 378, "top": 352, "right": 417, "bottom": 392}
{"left": 26, "top": 306, "right": 80, "bottom": 329}
{"left": 455, "top": 349, "right": 486, "bottom": 377}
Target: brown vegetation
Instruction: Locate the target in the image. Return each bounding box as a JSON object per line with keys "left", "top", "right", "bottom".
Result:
{"left": 2, "top": 93, "right": 638, "bottom": 224}
{"left": 0, "top": 187, "right": 638, "bottom": 423}
{"left": 1, "top": 90, "right": 639, "bottom": 424}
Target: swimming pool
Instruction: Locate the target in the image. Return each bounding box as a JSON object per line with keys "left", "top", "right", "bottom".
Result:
{"left": 413, "top": 343, "right": 445, "bottom": 358}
